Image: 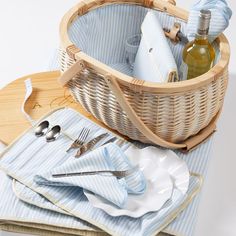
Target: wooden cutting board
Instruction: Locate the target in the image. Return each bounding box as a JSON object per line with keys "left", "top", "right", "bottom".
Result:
{"left": 0, "top": 71, "right": 107, "bottom": 145}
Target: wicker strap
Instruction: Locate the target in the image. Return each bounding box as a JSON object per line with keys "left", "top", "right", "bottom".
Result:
{"left": 58, "top": 61, "right": 219, "bottom": 152}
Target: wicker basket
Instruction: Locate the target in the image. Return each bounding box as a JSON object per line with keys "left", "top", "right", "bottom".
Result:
{"left": 58, "top": 0, "right": 230, "bottom": 152}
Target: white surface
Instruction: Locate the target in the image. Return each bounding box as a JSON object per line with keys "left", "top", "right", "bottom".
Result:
{"left": 0, "top": 0, "right": 235, "bottom": 236}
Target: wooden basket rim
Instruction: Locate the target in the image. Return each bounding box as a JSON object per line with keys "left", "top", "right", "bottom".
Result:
{"left": 59, "top": 0, "right": 230, "bottom": 93}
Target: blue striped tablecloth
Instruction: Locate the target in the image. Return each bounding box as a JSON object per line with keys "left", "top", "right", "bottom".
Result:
{"left": 0, "top": 53, "right": 214, "bottom": 236}
{"left": 0, "top": 106, "right": 209, "bottom": 236}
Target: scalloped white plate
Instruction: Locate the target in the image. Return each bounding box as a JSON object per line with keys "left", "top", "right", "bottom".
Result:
{"left": 126, "top": 146, "right": 190, "bottom": 195}
{"left": 84, "top": 146, "right": 189, "bottom": 218}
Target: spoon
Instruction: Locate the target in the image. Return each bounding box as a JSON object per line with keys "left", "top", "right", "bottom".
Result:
{"left": 35, "top": 120, "right": 49, "bottom": 137}
{"left": 46, "top": 125, "right": 61, "bottom": 142}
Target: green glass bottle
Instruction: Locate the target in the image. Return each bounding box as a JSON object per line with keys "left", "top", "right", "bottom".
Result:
{"left": 181, "top": 9, "right": 215, "bottom": 80}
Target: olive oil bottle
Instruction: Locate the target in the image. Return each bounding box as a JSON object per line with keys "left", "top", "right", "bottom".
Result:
{"left": 181, "top": 10, "right": 215, "bottom": 80}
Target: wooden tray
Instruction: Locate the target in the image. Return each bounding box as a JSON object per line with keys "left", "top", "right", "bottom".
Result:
{"left": 0, "top": 71, "right": 106, "bottom": 145}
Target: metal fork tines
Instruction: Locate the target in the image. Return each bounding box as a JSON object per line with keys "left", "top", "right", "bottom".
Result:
{"left": 52, "top": 166, "right": 139, "bottom": 179}
{"left": 66, "top": 128, "right": 90, "bottom": 152}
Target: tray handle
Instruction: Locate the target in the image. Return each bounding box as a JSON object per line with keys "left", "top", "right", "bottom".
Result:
{"left": 58, "top": 58, "right": 218, "bottom": 152}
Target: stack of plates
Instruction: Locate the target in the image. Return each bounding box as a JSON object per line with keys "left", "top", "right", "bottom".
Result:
{"left": 85, "top": 146, "right": 190, "bottom": 218}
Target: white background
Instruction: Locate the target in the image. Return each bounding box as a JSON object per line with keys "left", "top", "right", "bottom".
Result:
{"left": 0, "top": 1, "right": 235, "bottom": 236}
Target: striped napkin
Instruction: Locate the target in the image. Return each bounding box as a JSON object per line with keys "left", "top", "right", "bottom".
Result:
{"left": 187, "top": 0, "right": 232, "bottom": 42}
{"left": 34, "top": 143, "right": 146, "bottom": 208}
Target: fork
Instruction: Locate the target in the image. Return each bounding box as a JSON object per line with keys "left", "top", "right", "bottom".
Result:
{"left": 52, "top": 165, "right": 139, "bottom": 179}
{"left": 66, "top": 128, "right": 90, "bottom": 152}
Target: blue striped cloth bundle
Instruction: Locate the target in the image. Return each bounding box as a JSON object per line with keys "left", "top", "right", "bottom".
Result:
{"left": 187, "top": 0, "right": 232, "bottom": 42}
{"left": 34, "top": 143, "right": 146, "bottom": 208}
{"left": 0, "top": 108, "right": 202, "bottom": 236}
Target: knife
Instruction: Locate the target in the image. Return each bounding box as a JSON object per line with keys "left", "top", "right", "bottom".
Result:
{"left": 101, "top": 137, "right": 117, "bottom": 146}
{"left": 75, "top": 133, "right": 109, "bottom": 158}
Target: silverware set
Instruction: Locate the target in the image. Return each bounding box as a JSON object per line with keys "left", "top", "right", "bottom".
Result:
{"left": 35, "top": 120, "right": 132, "bottom": 179}
{"left": 75, "top": 133, "right": 109, "bottom": 158}
{"left": 51, "top": 136, "right": 132, "bottom": 179}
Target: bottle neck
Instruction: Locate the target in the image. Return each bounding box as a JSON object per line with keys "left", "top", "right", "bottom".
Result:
{"left": 196, "top": 10, "right": 211, "bottom": 42}
{"left": 195, "top": 33, "right": 208, "bottom": 41}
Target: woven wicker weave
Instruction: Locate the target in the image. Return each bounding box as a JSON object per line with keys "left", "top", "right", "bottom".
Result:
{"left": 58, "top": 0, "right": 230, "bottom": 151}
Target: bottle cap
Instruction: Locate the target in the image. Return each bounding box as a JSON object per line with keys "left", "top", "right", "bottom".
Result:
{"left": 199, "top": 9, "right": 211, "bottom": 19}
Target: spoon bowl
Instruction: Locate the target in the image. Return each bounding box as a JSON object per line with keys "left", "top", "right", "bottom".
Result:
{"left": 46, "top": 125, "right": 61, "bottom": 142}
{"left": 35, "top": 121, "right": 49, "bottom": 137}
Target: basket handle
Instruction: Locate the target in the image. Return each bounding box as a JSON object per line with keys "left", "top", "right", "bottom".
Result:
{"left": 166, "top": 0, "right": 176, "bottom": 5}
{"left": 103, "top": 75, "right": 219, "bottom": 152}
{"left": 58, "top": 61, "right": 219, "bottom": 152}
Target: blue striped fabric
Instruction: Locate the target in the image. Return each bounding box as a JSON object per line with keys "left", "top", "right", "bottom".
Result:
{"left": 14, "top": 179, "right": 70, "bottom": 215}
{"left": 164, "top": 138, "right": 214, "bottom": 235}
{"left": 187, "top": 0, "right": 232, "bottom": 42}
{"left": 108, "top": 63, "right": 133, "bottom": 76}
{"left": 34, "top": 143, "right": 146, "bottom": 208}
{"left": 0, "top": 170, "right": 200, "bottom": 236}
{"left": 68, "top": 4, "right": 188, "bottom": 70}
{"left": 12, "top": 111, "right": 214, "bottom": 236}
{"left": 0, "top": 172, "right": 103, "bottom": 235}
{"left": 69, "top": 5, "right": 147, "bottom": 65}
{"left": 0, "top": 108, "right": 201, "bottom": 236}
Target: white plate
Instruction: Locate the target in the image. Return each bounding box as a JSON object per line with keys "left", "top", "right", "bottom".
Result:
{"left": 126, "top": 146, "right": 190, "bottom": 195}
{"left": 84, "top": 146, "right": 189, "bottom": 218}
{"left": 84, "top": 168, "right": 173, "bottom": 218}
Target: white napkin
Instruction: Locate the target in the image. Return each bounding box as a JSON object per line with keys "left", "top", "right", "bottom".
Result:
{"left": 133, "top": 11, "right": 178, "bottom": 83}
{"left": 34, "top": 143, "right": 146, "bottom": 208}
